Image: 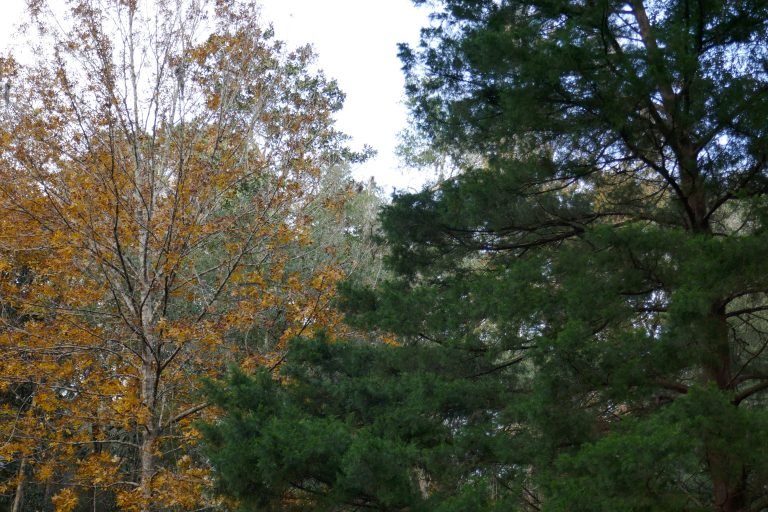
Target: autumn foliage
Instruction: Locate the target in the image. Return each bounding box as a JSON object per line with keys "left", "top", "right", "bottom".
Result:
{"left": 0, "top": 1, "right": 358, "bottom": 510}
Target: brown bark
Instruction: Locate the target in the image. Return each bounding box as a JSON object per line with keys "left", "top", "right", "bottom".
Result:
{"left": 708, "top": 454, "right": 747, "bottom": 512}
{"left": 704, "top": 306, "right": 748, "bottom": 511}
{"left": 671, "top": 87, "right": 749, "bottom": 510}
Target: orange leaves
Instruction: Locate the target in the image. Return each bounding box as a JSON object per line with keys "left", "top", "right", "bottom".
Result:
{"left": 114, "top": 489, "right": 143, "bottom": 512}
{"left": 0, "top": 0, "right": 361, "bottom": 510}
{"left": 76, "top": 452, "right": 121, "bottom": 487}
{"left": 51, "top": 488, "right": 79, "bottom": 512}
{"left": 205, "top": 92, "right": 221, "bottom": 110}
{"left": 152, "top": 458, "right": 212, "bottom": 510}
{"left": 48, "top": 454, "right": 122, "bottom": 511}
{"left": 36, "top": 463, "right": 56, "bottom": 483}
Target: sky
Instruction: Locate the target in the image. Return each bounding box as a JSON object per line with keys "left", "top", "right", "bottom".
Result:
{"left": 258, "top": 0, "right": 433, "bottom": 192}
{"left": 0, "top": 0, "right": 433, "bottom": 193}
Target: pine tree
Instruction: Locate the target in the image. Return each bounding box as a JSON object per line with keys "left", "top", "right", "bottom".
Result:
{"left": 379, "top": 0, "right": 768, "bottom": 509}
{"left": 204, "top": 0, "right": 768, "bottom": 510}
{"left": 201, "top": 334, "right": 525, "bottom": 512}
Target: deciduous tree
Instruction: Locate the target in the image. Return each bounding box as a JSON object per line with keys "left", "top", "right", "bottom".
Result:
{"left": 0, "top": 1, "right": 357, "bottom": 509}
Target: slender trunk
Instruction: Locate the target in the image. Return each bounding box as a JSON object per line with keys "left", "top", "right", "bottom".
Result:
{"left": 140, "top": 351, "right": 158, "bottom": 512}
{"left": 132, "top": 0, "right": 159, "bottom": 497}
{"left": 136, "top": 200, "right": 158, "bottom": 512}
{"left": 679, "top": 141, "right": 708, "bottom": 233}
{"left": 140, "top": 430, "right": 157, "bottom": 511}
{"left": 44, "top": 477, "right": 52, "bottom": 511}
{"left": 11, "top": 455, "right": 26, "bottom": 512}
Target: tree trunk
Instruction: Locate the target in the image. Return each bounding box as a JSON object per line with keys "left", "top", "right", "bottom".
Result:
{"left": 684, "top": 149, "right": 749, "bottom": 511}
{"left": 705, "top": 307, "right": 748, "bottom": 512}
{"left": 139, "top": 343, "right": 159, "bottom": 512}
{"left": 709, "top": 459, "right": 747, "bottom": 512}
{"left": 11, "top": 455, "right": 25, "bottom": 512}
{"left": 140, "top": 429, "right": 156, "bottom": 512}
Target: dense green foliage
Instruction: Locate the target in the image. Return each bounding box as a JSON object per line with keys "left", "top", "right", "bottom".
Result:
{"left": 201, "top": 335, "right": 526, "bottom": 511}
{"left": 203, "top": 0, "right": 768, "bottom": 510}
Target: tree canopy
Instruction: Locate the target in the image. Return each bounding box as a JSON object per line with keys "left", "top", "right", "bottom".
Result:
{"left": 0, "top": 1, "right": 377, "bottom": 510}
{"left": 204, "top": 0, "right": 768, "bottom": 510}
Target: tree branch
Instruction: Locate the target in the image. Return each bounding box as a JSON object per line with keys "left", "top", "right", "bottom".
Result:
{"left": 161, "top": 402, "right": 209, "bottom": 432}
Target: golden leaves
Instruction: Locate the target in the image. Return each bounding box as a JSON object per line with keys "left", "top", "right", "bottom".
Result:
{"left": 0, "top": 0, "right": 358, "bottom": 510}
{"left": 115, "top": 488, "right": 142, "bottom": 512}
{"left": 76, "top": 452, "right": 121, "bottom": 486}
{"left": 152, "top": 460, "right": 211, "bottom": 510}
{"left": 51, "top": 488, "right": 78, "bottom": 512}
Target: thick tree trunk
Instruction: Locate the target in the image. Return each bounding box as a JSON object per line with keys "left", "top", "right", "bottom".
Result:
{"left": 705, "top": 307, "right": 748, "bottom": 512}
{"left": 682, "top": 146, "right": 749, "bottom": 511}
{"left": 709, "top": 460, "right": 747, "bottom": 512}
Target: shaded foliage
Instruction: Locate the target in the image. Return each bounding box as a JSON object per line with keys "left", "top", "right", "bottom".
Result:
{"left": 206, "top": 0, "right": 768, "bottom": 510}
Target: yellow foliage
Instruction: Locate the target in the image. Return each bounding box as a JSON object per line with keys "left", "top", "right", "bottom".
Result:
{"left": 115, "top": 488, "right": 142, "bottom": 512}
{"left": 0, "top": 0, "right": 357, "bottom": 510}
{"left": 52, "top": 488, "right": 78, "bottom": 512}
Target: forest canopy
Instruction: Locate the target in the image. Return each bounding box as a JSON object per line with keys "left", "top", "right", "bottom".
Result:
{"left": 203, "top": 0, "right": 768, "bottom": 511}
{"left": 0, "top": 0, "right": 767, "bottom": 511}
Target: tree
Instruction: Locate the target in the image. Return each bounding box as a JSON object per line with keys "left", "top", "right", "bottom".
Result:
{"left": 207, "top": 0, "right": 768, "bottom": 510}
{"left": 387, "top": 0, "right": 768, "bottom": 509}
{"left": 0, "top": 1, "right": 358, "bottom": 510}
{"left": 201, "top": 333, "right": 526, "bottom": 512}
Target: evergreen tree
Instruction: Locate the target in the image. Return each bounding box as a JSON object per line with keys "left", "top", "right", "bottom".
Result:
{"left": 201, "top": 335, "right": 524, "bottom": 511}
{"left": 383, "top": 0, "right": 768, "bottom": 509}
{"left": 203, "top": 0, "right": 768, "bottom": 510}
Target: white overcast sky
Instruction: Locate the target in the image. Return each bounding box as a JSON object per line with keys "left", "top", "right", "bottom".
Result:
{"left": 0, "top": 0, "right": 432, "bottom": 193}
{"left": 260, "top": 0, "right": 433, "bottom": 192}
